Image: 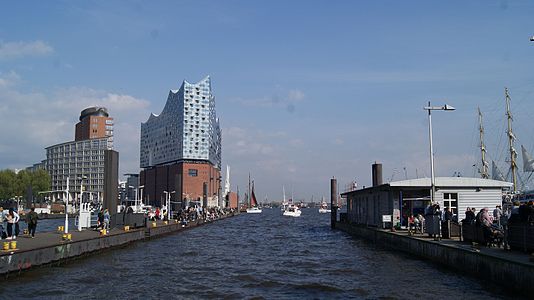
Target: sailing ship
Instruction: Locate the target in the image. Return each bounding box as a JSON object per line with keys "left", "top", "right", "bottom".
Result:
{"left": 246, "top": 175, "right": 262, "bottom": 214}
{"left": 477, "top": 88, "right": 534, "bottom": 201}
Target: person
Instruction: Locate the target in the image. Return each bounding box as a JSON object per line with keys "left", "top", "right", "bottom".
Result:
{"left": 464, "top": 207, "right": 475, "bottom": 224}
{"left": 103, "top": 209, "right": 110, "bottom": 230}
{"left": 481, "top": 208, "right": 493, "bottom": 246}
{"left": 493, "top": 205, "right": 503, "bottom": 227}
{"left": 408, "top": 214, "right": 415, "bottom": 235}
{"left": 97, "top": 208, "right": 104, "bottom": 230}
{"left": 155, "top": 207, "right": 161, "bottom": 220}
{"left": 444, "top": 207, "right": 453, "bottom": 222}
{"left": 0, "top": 207, "right": 5, "bottom": 240}
{"left": 6, "top": 208, "right": 20, "bottom": 239}
{"left": 25, "top": 207, "right": 38, "bottom": 238}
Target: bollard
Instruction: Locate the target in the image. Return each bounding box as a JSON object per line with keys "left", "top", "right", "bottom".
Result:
{"left": 10, "top": 241, "right": 17, "bottom": 249}
{"left": 164, "top": 221, "right": 168, "bottom": 225}
{"left": 152, "top": 222, "right": 157, "bottom": 227}
{"left": 100, "top": 229, "right": 107, "bottom": 236}
{"left": 124, "top": 225, "right": 130, "bottom": 231}
{"left": 62, "top": 233, "right": 72, "bottom": 241}
{"left": 3, "top": 242, "right": 9, "bottom": 251}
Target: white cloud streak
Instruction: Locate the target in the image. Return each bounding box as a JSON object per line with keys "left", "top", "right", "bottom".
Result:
{"left": 0, "top": 40, "right": 54, "bottom": 60}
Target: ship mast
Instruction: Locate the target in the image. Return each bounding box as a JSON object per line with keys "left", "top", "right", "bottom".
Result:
{"left": 505, "top": 88, "right": 518, "bottom": 192}
{"left": 478, "top": 107, "right": 489, "bottom": 179}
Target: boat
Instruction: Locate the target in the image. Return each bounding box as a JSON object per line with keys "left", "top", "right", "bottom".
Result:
{"left": 318, "top": 197, "right": 331, "bottom": 213}
{"left": 282, "top": 188, "right": 301, "bottom": 217}
{"left": 283, "top": 203, "right": 301, "bottom": 217}
{"left": 246, "top": 175, "right": 262, "bottom": 214}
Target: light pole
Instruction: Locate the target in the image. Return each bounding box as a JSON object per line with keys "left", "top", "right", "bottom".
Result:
{"left": 424, "top": 102, "right": 455, "bottom": 205}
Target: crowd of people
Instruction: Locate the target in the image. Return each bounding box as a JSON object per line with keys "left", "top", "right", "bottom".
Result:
{"left": 0, "top": 206, "right": 39, "bottom": 240}
{"left": 144, "top": 205, "right": 236, "bottom": 227}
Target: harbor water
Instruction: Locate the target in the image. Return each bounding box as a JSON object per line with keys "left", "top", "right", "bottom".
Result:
{"left": 0, "top": 209, "right": 515, "bottom": 299}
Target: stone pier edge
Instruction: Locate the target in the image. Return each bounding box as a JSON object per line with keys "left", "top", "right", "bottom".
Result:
{"left": 335, "top": 221, "right": 534, "bottom": 295}
{"left": 0, "top": 213, "right": 239, "bottom": 276}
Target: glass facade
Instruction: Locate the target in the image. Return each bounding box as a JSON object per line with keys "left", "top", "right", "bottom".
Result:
{"left": 140, "top": 76, "right": 221, "bottom": 169}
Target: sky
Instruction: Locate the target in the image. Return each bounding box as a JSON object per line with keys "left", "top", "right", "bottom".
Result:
{"left": 1, "top": 0, "right": 534, "bottom": 201}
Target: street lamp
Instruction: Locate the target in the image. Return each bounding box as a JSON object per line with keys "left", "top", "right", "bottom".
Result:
{"left": 424, "top": 102, "right": 455, "bottom": 206}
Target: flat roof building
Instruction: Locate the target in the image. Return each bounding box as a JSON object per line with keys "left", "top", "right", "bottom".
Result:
{"left": 343, "top": 177, "right": 512, "bottom": 227}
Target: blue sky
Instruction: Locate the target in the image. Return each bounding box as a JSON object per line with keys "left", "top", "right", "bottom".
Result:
{"left": 1, "top": 0, "right": 534, "bottom": 200}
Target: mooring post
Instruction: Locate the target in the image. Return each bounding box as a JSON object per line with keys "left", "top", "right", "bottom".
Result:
{"left": 331, "top": 177, "right": 337, "bottom": 229}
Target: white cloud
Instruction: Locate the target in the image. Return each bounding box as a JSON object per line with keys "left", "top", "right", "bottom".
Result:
{"left": 0, "top": 73, "right": 151, "bottom": 175}
{"left": 0, "top": 40, "right": 54, "bottom": 60}
{"left": 0, "top": 71, "right": 20, "bottom": 88}
{"left": 230, "top": 88, "right": 305, "bottom": 109}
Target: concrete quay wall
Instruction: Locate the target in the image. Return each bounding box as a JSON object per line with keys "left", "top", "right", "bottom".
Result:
{"left": 0, "top": 229, "right": 146, "bottom": 275}
{"left": 336, "top": 222, "right": 534, "bottom": 294}
{"left": 0, "top": 213, "right": 238, "bottom": 276}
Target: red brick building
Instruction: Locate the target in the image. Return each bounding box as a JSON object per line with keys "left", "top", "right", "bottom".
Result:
{"left": 75, "top": 107, "right": 113, "bottom": 141}
{"left": 140, "top": 161, "right": 221, "bottom": 208}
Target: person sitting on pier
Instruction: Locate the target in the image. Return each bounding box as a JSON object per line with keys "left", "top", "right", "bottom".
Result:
{"left": 481, "top": 208, "right": 493, "bottom": 246}
{"left": 408, "top": 215, "right": 415, "bottom": 235}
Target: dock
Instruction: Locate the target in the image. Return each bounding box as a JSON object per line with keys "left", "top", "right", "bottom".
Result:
{"left": 335, "top": 221, "right": 534, "bottom": 295}
{"left": 0, "top": 213, "right": 238, "bottom": 276}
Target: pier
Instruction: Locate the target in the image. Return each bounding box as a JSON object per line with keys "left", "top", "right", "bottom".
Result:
{"left": 0, "top": 213, "right": 238, "bottom": 276}
{"left": 335, "top": 221, "right": 534, "bottom": 296}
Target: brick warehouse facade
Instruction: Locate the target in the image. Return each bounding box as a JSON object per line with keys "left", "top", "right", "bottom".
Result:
{"left": 140, "top": 161, "right": 220, "bottom": 208}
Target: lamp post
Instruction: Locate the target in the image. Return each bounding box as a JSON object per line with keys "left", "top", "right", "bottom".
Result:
{"left": 424, "top": 102, "right": 455, "bottom": 205}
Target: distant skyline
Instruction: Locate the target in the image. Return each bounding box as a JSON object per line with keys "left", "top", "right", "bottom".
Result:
{"left": 1, "top": 1, "right": 534, "bottom": 200}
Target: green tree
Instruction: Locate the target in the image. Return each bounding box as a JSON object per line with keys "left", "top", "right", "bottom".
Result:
{"left": 0, "top": 169, "right": 17, "bottom": 200}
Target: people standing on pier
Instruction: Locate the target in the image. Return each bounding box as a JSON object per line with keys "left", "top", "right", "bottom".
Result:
{"left": 6, "top": 208, "right": 20, "bottom": 239}
{"left": 97, "top": 208, "right": 104, "bottom": 230}
{"left": 25, "top": 207, "right": 38, "bottom": 238}
{"left": 103, "top": 209, "right": 110, "bottom": 230}
{"left": 0, "top": 207, "right": 6, "bottom": 239}
{"left": 493, "top": 205, "right": 502, "bottom": 227}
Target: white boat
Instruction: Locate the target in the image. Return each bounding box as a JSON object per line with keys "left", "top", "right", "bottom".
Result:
{"left": 246, "top": 206, "right": 262, "bottom": 214}
{"left": 318, "top": 197, "right": 331, "bottom": 213}
{"left": 283, "top": 203, "right": 301, "bottom": 217}
{"left": 246, "top": 175, "right": 262, "bottom": 214}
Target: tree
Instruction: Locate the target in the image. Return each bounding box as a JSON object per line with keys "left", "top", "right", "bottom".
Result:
{"left": 0, "top": 168, "right": 51, "bottom": 202}
{"left": 0, "top": 169, "right": 17, "bottom": 200}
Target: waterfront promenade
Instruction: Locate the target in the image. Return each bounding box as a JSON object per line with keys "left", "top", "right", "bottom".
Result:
{"left": 0, "top": 212, "right": 238, "bottom": 276}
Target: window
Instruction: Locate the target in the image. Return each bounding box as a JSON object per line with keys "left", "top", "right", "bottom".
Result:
{"left": 188, "top": 169, "right": 198, "bottom": 177}
{"left": 443, "top": 193, "right": 458, "bottom": 215}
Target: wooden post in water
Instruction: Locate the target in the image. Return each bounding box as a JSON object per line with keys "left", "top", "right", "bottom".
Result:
{"left": 331, "top": 177, "right": 337, "bottom": 229}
